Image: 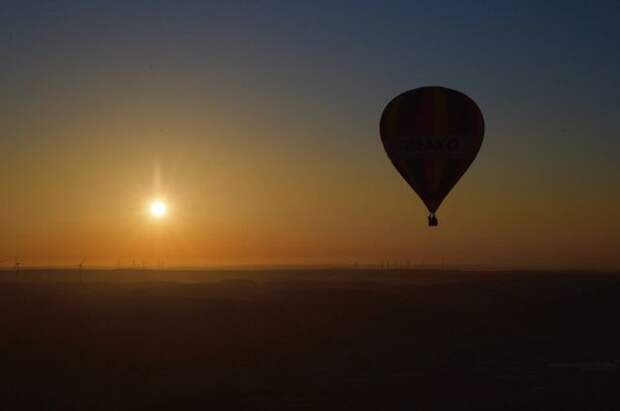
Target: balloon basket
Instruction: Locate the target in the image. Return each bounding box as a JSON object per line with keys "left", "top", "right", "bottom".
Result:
{"left": 428, "top": 214, "right": 438, "bottom": 227}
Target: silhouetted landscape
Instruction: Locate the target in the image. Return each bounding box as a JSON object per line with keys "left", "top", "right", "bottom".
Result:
{"left": 2, "top": 269, "right": 619, "bottom": 410}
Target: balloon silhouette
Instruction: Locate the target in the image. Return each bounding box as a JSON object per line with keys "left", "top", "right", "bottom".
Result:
{"left": 380, "top": 86, "right": 484, "bottom": 226}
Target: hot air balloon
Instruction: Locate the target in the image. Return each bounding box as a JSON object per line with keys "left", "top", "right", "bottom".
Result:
{"left": 380, "top": 86, "right": 484, "bottom": 226}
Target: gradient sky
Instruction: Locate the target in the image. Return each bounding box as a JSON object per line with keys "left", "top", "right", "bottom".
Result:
{"left": 1, "top": 1, "right": 619, "bottom": 268}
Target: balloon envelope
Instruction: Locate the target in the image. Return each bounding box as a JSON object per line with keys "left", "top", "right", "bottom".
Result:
{"left": 380, "top": 86, "right": 484, "bottom": 220}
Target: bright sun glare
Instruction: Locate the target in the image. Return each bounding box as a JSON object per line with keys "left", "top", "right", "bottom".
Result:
{"left": 149, "top": 200, "right": 167, "bottom": 218}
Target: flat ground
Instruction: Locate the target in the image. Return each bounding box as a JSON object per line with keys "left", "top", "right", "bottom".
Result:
{"left": 1, "top": 269, "right": 619, "bottom": 410}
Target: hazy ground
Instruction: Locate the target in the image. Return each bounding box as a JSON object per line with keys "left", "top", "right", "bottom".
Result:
{"left": 1, "top": 269, "right": 619, "bottom": 410}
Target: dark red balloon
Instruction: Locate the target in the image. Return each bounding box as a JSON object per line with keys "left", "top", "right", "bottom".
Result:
{"left": 380, "top": 87, "right": 484, "bottom": 226}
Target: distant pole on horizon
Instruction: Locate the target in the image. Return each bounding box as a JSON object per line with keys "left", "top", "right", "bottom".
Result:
{"left": 78, "top": 260, "right": 84, "bottom": 283}
{"left": 14, "top": 258, "right": 20, "bottom": 280}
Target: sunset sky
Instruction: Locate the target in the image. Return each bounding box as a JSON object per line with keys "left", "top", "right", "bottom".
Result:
{"left": 1, "top": 1, "right": 619, "bottom": 268}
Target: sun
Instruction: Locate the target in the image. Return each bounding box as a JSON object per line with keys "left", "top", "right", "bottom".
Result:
{"left": 149, "top": 200, "right": 167, "bottom": 218}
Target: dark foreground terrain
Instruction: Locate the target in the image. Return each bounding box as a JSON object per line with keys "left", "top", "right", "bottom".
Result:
{"left": 1, "top": 269, "right": 619, "bottom": 410}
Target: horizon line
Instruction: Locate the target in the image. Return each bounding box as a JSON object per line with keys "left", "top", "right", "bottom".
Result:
{"left": 0, "top": 263, "right": 618, "bottom": 273}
